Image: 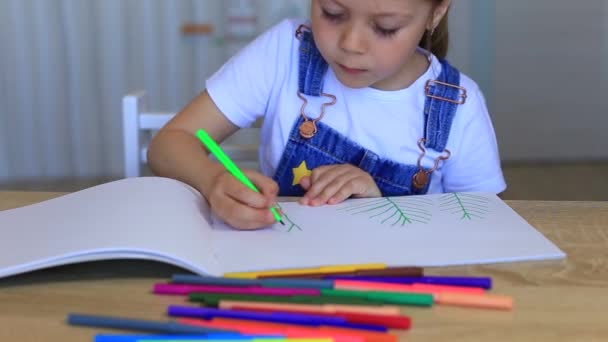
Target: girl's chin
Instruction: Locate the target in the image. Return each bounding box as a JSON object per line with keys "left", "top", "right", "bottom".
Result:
{"left": 333, "top": 72, "right": 373, "bottom": 89}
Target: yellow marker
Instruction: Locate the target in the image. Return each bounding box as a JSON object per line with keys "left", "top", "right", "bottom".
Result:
{"left": 224, "top": 263, "right": 386, "bottom": 279}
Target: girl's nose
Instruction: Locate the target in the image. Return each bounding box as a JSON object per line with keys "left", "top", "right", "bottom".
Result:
{"left": 338, "top": 25, "right": 366, "bottom": 54}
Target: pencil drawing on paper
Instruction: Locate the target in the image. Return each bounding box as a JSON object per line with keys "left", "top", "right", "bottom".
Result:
{"left": 336, "top": 197, "right": 433, "bottom": 226}
{"left": 439, "top": 193, "right": 491, "bottom": 220}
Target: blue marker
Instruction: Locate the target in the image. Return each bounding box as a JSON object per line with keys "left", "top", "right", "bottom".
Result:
{"left": 95, "top": 334, "right": 283, "bottom": 342}
{"left": 324, "top": 275, "right": 493, "bottom": 289}
{"left": 171, "top": 274, "right": 334, "bottom": 289}
{"left": 67, "top": 313, "right": 238, "bottom": 335}
{"left": 167, "top": 306, "right": 387, "bottom": 332}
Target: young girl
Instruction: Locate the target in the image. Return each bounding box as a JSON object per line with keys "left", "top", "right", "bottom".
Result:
{"left": 147, "top": 0, "right": 506, "bottom": 230}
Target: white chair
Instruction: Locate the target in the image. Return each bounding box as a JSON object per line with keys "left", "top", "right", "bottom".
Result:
{"left": 122, "top": 91, "right": 260, "bottom": 178}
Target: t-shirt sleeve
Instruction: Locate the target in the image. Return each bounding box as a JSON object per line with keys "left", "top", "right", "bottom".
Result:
{"left": 442, "top": 82, "right": 507, "bottom": 194}
{"left": 205, "top": 19, "right": 296, "bottom": 128}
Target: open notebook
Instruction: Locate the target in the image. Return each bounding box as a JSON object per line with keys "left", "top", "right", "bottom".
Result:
{"left": 0, "top": 177, "right": 565, "bottom": 278}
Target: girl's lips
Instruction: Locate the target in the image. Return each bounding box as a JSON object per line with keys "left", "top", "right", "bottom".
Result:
{"left": 338, "top": 63, "right": 367, "bottom": 75}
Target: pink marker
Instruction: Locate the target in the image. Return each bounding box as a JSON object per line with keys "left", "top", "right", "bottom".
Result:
{"left": 334, "top": 280, "right": 484, "bottom": 295}
{"left": 153, "top": 283, "right": 320, "bottom": 296}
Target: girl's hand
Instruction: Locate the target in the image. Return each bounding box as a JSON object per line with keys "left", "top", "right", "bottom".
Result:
{"left": 204, "top": 168, "right": 279, "bottom": 230}
{"left": 298, "top": 164, "right": 381, "bottom": 206}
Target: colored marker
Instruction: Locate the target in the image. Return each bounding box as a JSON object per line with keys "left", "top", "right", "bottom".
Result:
{"left": 252, "top": 266, "right": 424, "bottom": 279}
{"left": 333, "top": 280, "right": 485, "bottom": 295}
{"left": 171, "top": 275, "right": 334, "bottom": 289}
{"left": 67, "top": 313, "right": 238, "bottom": 335}
{"left": 196, "top": 129, "right": 283, "bottom": 225}
{"left": 325, "top": 282, "right": 509, "bottom": 310}
{"left": 171, "top": 320, "right": 364, "bottom": 342}
{"left": 139, "top": 339, "right": 327, "bottom": 342}
{"left": 168, "top": 306, "right": 387, "bottom": 332}
{"left": 180, "top": 318, "right": 397, "bottom": 342}
{"left": 95, "top": 335, "right": 281, "bottom": 342}
{"left": 324, "top": 275, "right": 492, "bottom": 289}
{"left": 223, "top": 264, "right": 386, "bottom": 279}
{"left": 226, "top": 306, "right": 411, "bottom": 330}
{"left": 154, "top": 283, "right": 320, "bottom": 296}
{"left": 168, "top": 306, "right": 345, "bottom": 325}
{"left": 189, "top": 293, "right": 383, "bottom": 306}
{"left": 137, "top": 339, "right": 331, "bottom": 342}
{"left": 321, "top": 289, "right": 434, "bottom": 307}
{"left": 127, "top": 339, "right": 327, "bottom": 342}
{"left": 218, "top": 300, "right": 402, "bottom": 316}
{"left": 435, "top": 292, "right": 513, "bottom": 310}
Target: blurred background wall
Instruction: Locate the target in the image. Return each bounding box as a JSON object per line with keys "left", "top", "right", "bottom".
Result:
{"left": 0, "top": 0, "right": 607, "bottom": 199}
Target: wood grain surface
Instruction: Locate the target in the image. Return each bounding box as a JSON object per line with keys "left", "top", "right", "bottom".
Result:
{"left": 1, "top": 192, "right": 607, "bottom": 341}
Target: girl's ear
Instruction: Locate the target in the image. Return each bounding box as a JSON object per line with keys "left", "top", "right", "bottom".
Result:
{"left": 429, "top": 0, "right": 451, "bottom": 30}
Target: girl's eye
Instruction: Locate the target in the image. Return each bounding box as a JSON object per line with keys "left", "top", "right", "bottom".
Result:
{"left": 321, "top": 8, "right": 344, "bottom": 22}
{"left": 374, "top": 26, "right": 399, "bottom": 38}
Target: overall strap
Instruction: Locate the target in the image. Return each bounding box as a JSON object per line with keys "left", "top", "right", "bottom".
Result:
{"left": 423, "top": 59, "right": 467, "bottom": 151}
{"left": 297, "top": 27, "right": 328, "bottom": 97}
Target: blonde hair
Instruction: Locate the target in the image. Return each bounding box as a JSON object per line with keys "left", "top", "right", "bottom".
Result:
{"left": 419, "top": 0, "right": 449, "bottom": 59}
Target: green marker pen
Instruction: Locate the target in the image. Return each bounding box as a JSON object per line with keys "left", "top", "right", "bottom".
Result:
{"left": 195, "top": 129, "right": 284, "bottom": 225}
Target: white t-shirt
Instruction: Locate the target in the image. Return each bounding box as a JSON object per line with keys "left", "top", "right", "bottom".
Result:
{"left": 206, "top": 18, "right": 506, "bottom": 194}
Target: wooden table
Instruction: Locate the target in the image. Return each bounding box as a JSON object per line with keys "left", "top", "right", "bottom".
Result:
{"left": 1, "top": 191, "right": 607, "bottom": 341}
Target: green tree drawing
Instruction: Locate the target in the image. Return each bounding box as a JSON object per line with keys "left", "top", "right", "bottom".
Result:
{"left": 275, "top": 203, "right": 302, "bottom": 232}
{"left": 439, "top": 193, "right": 490, "bottom": 220}
{"left": 337, "top": 197, "right": 433, "bottom": 226}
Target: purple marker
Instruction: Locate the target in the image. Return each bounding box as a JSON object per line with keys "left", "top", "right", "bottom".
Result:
{"left": 167, "top": 305, "right": 387, "bottom": 332}
{"left": 324, "top": 275, "right": 492, "bottom": 289}
{"left": 154, "top": 283, "right": 320, "bottom": 296}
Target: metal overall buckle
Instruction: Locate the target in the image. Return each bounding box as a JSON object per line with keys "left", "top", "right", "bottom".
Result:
{"left": 425, "top": 80, "right": 468, "bottom": 105}
{"left": 296, "top": 91, "right": 337, "bottom": 139}
{"left": 412, "top": 138, "right": 451, "bottom": 190}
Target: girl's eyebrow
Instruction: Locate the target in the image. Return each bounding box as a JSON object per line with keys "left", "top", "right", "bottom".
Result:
{"left": 374, "top": 13, "right": 414, "bottom": 20}
{"left": 325, "top": 0, "right": 412, "bottom": 20}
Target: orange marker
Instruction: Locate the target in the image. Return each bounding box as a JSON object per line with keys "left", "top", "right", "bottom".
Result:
{"left": 435, "top": 292, "right": 513, "bottom": 310}
{"left": 219, "top": 300, "right": 402, "bottom": 316}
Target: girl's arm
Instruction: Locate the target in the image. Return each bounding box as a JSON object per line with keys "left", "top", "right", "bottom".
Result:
{"left": 147, "top": 90, "right": 237, "bottom": 198}
{"left": 147, "top": 91, "right": 279, "bottom": 229}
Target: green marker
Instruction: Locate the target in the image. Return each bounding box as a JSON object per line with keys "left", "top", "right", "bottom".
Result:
{"left": 320, "top": 289, "right": 434, "bottom": 307}
{"left": 196, "top": 129, "right": 284, "bottom": 225}
{"left": 189, "top": 293, "right": 382, "bottom": 306}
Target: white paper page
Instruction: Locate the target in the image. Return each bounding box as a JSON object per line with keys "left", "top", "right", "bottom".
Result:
{"left": 211, "top": 193, "right": 566, "bottom": 273}
{"left": 0, "top": 177, "right": 222, "bottom": 278}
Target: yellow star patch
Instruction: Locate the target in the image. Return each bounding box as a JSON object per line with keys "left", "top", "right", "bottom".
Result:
{"left": 292, "top": 160, "right": 312, "bottom": 186}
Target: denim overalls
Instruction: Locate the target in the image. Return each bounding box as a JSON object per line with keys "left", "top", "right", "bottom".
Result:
{"left": 272, "top": 27, "right": 466, "bottom": 197}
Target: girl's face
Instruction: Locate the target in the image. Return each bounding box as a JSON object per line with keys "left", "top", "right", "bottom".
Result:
{"left": 310, "top": 0, "right": 447, "bottom": 90}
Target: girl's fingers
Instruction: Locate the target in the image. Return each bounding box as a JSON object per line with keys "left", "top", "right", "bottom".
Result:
{"left": 309, "top": 165, "right": 334, "bottom": 183}
{"left": 303, "top": 166, "right": 350, "bottom": 203}
{"left": 224, "top": 180, "right": 269, "bottom": 209}
{"left": 244, "top": 169, "right": 279, "bottom": 203}
{"left": 222, "top": 170, "right": 276, "bottom": 209}
{"left": 310, "top": 172, "right": 361, "bottom": 206}
{"left": 299, "top": 176, "right": 311, "bottom": 190}
{"left": 328, "top": 175, "right": 370, "bottom": 204}
{"left": 214, "top": 193, "right": 275, "bottom": 230}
